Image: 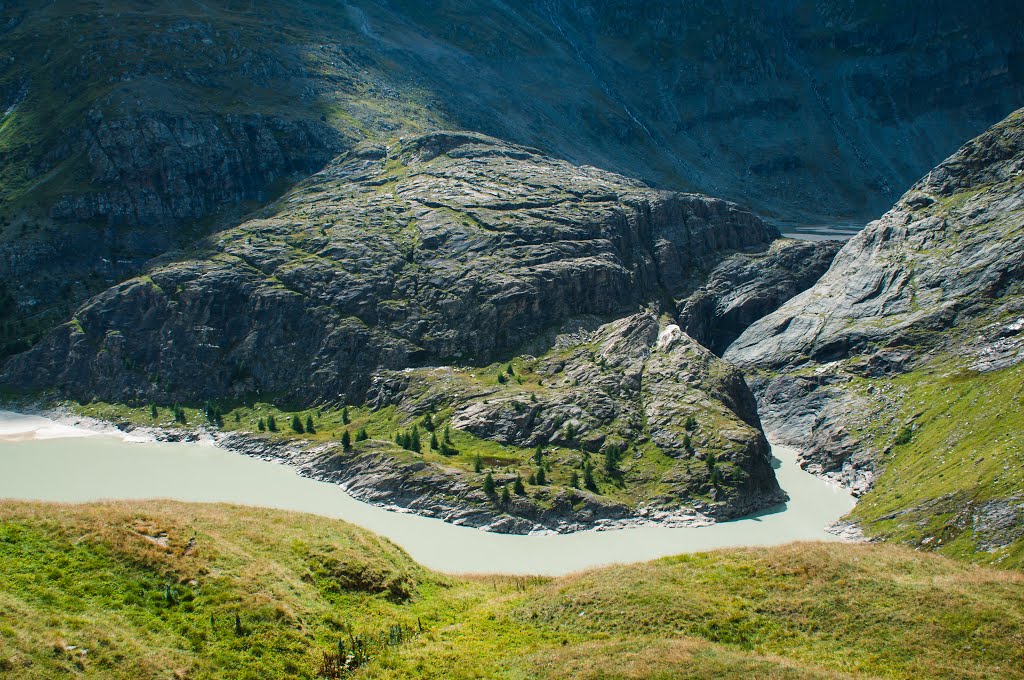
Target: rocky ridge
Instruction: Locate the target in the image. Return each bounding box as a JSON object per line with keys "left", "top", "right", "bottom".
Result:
{"left": 724, "top": 108, "right": 1024, "bottom": 557}
{"left": 3, "top": 132, "right": 777, "bottom": 405}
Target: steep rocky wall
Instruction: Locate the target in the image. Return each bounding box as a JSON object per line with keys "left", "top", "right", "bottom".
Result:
{"left": 2, "top": 133, "right": 777, "bottom": 405}
{"left": 725, "top": 108, "right": 1024, "bottom": 491}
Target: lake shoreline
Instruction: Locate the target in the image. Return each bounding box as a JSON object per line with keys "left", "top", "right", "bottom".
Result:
{"left": 0, "top": 408, "right": 861, "bottom": 574}
{"left": 0, "top": 407, "right": 735, "bottom": 535}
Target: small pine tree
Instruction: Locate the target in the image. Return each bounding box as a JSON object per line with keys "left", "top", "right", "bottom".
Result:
{"left": 267, "top": 414, "right": 277, "bottom": 432}
{"left": 583, "top": 462, "right": 597, "bottom": 492}
{"left": 483, "top": 472, "right": 495, "bottom": 496}
{"left": 604, "top": 445, "right": 621, "bottom": 475}
{"left": 150, "top": 403, "right": 157, "bottom": 419}
{"left": 527, "top": 472, "right": 536, "bottom": 485}
{"left": 497, "top": 373, "right": 507, "bottom": 385}
{"left": 513, "top": 474, "right": 526, "bottom": 495}
{"left": 356, "top": 427, "right": 368, "bottom": 442}
{"left": 570, "top": 471, "right": 580, "bottom": 489}
{"left": 443, "top": 425, "right": 453, "bottom": 445}
{"left": 536, "top": 466, "right": 546, "bottom": 485}
{"left": 341, "top": 406, "right": 350, "bottom": 425}
{"left": 410, "top": 425, "right": 421, "bottom": 451}
{"left": 684, "top": 415, "right": 697, "bottom": 431}
{"left": 341, "top": 429, "right": 351, "bottom": 451}
{"left": 565, "top": 422, "right": 576, "bottom": 441}
{"left": 683, "top": 434, "right": 692, "bottom": 452}
{"left": 533, "top": 445, "right": 543, "bottom": 466}
{"left": 506, "top": 363, "right": 514, "bottom": 376}
{"left": 474, "top": 455, "right": 483, "bottom": 473}
{"left": 305, "top": 415, "right": 316, "bottom": 434}
{"left": 422, "top": 413, "right": 434, "bottom": 431}
{"left": 257, "top": 417, "right": 266, "bottom": 432}
{"left": 291, "top": 415, "right": 304, "bottom": 434}
{"left": 430, "top": 432, "right": 439, "bottom": 450}
{"left": 706, "top": 451, "right": 716, "bottom": 469}
{"left": 500, "top": 484, "right": 511, "bottom": 505}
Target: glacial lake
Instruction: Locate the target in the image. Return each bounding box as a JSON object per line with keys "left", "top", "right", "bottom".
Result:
{"left": 0, "top": 411, "right": 854, "bottom": 576}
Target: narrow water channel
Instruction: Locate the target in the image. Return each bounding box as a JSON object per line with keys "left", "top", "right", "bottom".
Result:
{"left": 0, "top": 411, "right": 855, "bottom": 575}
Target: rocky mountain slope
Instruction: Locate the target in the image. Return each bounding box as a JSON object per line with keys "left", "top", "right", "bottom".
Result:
{"left": 4, "top": 131, "right": 778, "bottom": 404}
{"left": 725, "top": 108, "right": 1024, "bottom": 563}
{"left": 3, "top": 132, "right": 822, "bottom": 530}
{"left": 2, "top": 0, "right": 1022, "bottom": 355}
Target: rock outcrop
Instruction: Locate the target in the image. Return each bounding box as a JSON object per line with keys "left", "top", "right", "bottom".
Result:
{"left": 367, "top": 312, "right": 785, "bottom": 526}
{"left": 678, "top": 239, "right": 843, "bottom": 355}
{"left": 3, "top": 132, "right": 776, "bottom": 405}
{"left": 726, "top": 107, "right": 1024, "bottom": 495}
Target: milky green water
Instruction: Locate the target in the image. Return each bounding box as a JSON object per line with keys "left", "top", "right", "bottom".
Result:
{"left": 0, "top": 411, "right": 854, "bottom": 575}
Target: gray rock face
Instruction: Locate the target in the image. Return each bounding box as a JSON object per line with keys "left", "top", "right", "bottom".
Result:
{"left": 678, "top": 239, "right": 843, "bottom": 355}
{"left": 3, "top": 1, "right": 1022, "bottom": 354}
{"left": 3, "top": 133, "right": 776, "bottom": 405}
{"left": 725, "top": 108, "right": 1024, "bottom": 488}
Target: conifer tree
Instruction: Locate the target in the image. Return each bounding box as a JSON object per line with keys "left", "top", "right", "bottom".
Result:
{"left": 533, "top": 445, "right": 543, "bottom": 466}
{"left": 291, "top": 415, "right": 304, "bottom": 434}
{"left": 583, "top": 462, "right": 597, "bottom": 492}
{"left": 257, "top": 417, "right": 266, "bottom": 432}
{"left": 443, "top": 425, "right": 453, "bottom": 445}
{"left": 410, "top": 426, "right": 421, "bottom": 451}
{"left": 483, "top": 472, "right": 496, "bottom": 496}
{"left": 267, "top": 414, "right": 277, "bottom": 432}
{"left": 305, "top": 415, "right": 315, "bottom": 434}
{"left": 356, "top": 427, "right": 368, "bottom": 442}
{"left": 342, "top": 406, "right": 350, "bottom": 425}
{"left": 150, "top": 403, "right": 157, "bottom": 418}
{"left": 430, "top": 432, "right": 439, "bottom": 450}
{"left": 514, "top": 474, "right": 526, "bottom": 495}
{"left": 500, "top": 484, "right": 511, "bottom": 504}
{"left": 570, "top": 471, "right": 580, "bottom": 489}
{"left": 422, "top": 413, "right": 434, "bottom": 431}
{"left": 341, "top": 429, "right": 351, "bottom": 451}
{"left": 474, "top": 454, "right": 483, "bottom": 473}
{"left": 536, "top": 466, "right": 546, "bottom": 485}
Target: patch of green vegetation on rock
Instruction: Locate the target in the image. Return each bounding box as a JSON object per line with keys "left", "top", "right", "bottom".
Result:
{"left": 848, "top": 358, "right": 1024, "bottom": 569}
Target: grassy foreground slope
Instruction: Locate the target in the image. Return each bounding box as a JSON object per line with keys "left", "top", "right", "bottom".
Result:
{"left": 1, "top": 501, "right": 1022, "bottom": 679}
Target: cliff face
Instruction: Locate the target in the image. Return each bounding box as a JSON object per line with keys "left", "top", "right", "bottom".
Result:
{"left": 2, "top": 1, "right": 1022, "bottom": 354}
{"left": 3, "top": 132, "right": 777, "bottom": 404}
{"left": 724, "top": 109, "right": 1024, "bottom": 558}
